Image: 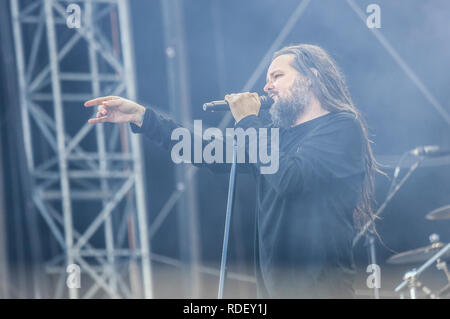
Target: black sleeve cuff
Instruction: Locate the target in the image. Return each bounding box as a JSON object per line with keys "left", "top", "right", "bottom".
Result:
{"left": 234, "top": 114, "right": 263, "bottom": 130}
{"left": 130, "top": 107, "right": 152, "bottom": 134}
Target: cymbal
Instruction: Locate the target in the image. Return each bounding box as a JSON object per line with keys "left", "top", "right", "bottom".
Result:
{"left": 426, "top": 205, "right": 450, "bottom": 220}
{"left": 387, "top": 242, "right": 450, "bottom": 265}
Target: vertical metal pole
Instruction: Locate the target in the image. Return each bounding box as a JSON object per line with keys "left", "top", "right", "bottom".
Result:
{"left": 117, "top": 0, "right": 153, "bottom": 299}
{"left": 10, "top": 0, "right": 45, "bottom": 298}
{"left": 161, "top": 0, "right": 201, "bottom": 298}
{"left": 44, "top": 0, "right": 76, "bottom": 299}
{"left": 86, "top": 0, "right": 118, "bottom": 298}
{"left": 0, "top": 110, "right": 9, "bottom": 298}
{"left": 211, "top": 0, "right": 227, "bottom": 96}
{"left": 367, "top": 235, "right": 380, "bottom": 299}
{"left": 10, "top": 0, "right": 34, "bottom": 172}
{"left": 211, "top": 0, "right": 247, "bottom": 296}
{"left": 409, "top": 284, "right": 416, "bottom": 299}
{"left": 7, "top": 0, "right": 27, "bottom": 298}
{"left": 218, "top": 138, "right": 238, "bottom": 299}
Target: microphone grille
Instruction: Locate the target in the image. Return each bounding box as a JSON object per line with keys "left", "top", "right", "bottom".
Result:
{"left": 260, "top": 95, "right": 274, "bottom": 108}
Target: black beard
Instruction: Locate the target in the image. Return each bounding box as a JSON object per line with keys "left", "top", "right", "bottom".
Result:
{"left": 269, "top": 78, "right": 310, "bottom": 128}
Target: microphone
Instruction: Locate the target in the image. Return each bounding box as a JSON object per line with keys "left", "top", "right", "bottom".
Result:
{"left": 410, "top": 145, "right": 450, "bottom": 157}
{"left": 203, "top": 95, "right": 274, "bottom": 112}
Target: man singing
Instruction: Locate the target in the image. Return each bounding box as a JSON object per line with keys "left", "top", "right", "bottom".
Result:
{"left": 85, "top": 44, "right": 380, "bottom": 298}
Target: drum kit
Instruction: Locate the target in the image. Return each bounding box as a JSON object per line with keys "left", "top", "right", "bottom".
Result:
{"left": 387, "top": 205, "right": 450, "bottom": 299}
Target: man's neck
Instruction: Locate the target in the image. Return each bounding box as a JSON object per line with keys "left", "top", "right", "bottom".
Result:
{"left": 293, "top": 95, "right": 329, "bottom": 126}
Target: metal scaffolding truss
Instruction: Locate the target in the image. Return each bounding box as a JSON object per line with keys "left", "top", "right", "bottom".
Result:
{"left": 10, "top": 0, "right": 152, "bottom": 298}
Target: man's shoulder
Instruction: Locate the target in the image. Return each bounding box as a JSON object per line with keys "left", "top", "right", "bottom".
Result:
{"left": 327, "top": 110, "right": 358, "bottom": 123}
{"left": 313, "top": 111, "right": 363, "bottom": 138}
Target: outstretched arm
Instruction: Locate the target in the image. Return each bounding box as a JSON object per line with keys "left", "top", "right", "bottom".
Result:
{"left": 83, "top": 96, "right": 248, "bottom": 174}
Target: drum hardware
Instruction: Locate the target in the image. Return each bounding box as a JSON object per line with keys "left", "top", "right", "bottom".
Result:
{"left": 401, "top": 269, "right": 437, "bottom": 299}
{"left": 434, "top": 260, "right": 450, "bottom": 298}
{"left": 353, "top": 149, "right": 424, "bottom": 299}
{"left": 378, "top": 152, "right": 450, "bottom": 298}
{"left": 436, "top": 259, "right": 450, "bottom": 282}
{"left": 417, "top": 282, "right": 437, "bottom": 299}
{"left": 395, "top": 243, "right": 450, "bottom": 298}
{"left": 353, "top": 153, "right": 423, "bottom": 248}
{"left": 436, "top": 282, "right": 450, "bottom": 298}
{"left": 426, "top": 204, "right": 450, "bottom": 220}
{"left": 386, "top": 236, "right": 448, "bottom": 265}
{"left": 403, "top": 269, "right": 419, "bottom": 299}
{"left": 353, "top": 149, "right": 448, "bottom": 299}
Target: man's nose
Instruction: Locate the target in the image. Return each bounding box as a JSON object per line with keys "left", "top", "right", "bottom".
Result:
{"left": 264, "top": 82, "right": 273, "bottom": 93}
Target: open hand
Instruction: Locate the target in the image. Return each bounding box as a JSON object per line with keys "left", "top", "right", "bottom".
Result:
{"left": 84, "top": 96, "right": 146, "bottom": 127}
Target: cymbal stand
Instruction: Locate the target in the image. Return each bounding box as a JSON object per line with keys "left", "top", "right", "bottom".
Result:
{"left": 436, "top": 260, "right": 450, "bottom": 282}
{"left": 353, "top": 154, "right": 423, "bottom": 299}
{"left": 353, "top": 155, "right": 424, "bottom": 246}
{"left": 400, "top": 269, "right": 438, "bottom": 299}
{"left": 436, "top": 260, "right": 450, "bottom": 298}
{"left": 403, "top": 269, "right": 419, "bottom": 299}
{"left": 395, "top": 243, "right": 450, "bottom": 298}
{"left": 365, "top": 234, "right": 380, "bottom": 299}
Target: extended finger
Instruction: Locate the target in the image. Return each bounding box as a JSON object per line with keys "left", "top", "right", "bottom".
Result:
{"left": 101, "top": 99, "right": 123, "bottom": 107}
{"left": 84, "top": 96, "right": 119, "bottom": 107}
{"left": 88, "top": 116, "right": 109, "bottom": 124}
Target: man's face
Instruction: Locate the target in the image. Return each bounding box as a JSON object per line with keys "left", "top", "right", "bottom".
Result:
{"left": 264, "top": 54, "right": 300, "bottom": 103}
{"left": 264, "top": 54, "right": 311, "bottom": 127}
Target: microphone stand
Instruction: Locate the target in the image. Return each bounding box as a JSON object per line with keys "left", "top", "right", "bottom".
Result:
{"left": 218, "top": 137, "right": 238, "bottom": 299}
{"left": 353, "top": 155, "right": 424, "bottom": 298}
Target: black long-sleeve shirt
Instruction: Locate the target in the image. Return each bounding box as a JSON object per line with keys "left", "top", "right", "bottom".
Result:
{"left": 131, "top": 108, "right": 365, "bottom": 298}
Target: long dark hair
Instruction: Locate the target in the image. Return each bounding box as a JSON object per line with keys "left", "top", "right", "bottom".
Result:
{"left": 273, "top": 44, "right": 384, "bottom": 232}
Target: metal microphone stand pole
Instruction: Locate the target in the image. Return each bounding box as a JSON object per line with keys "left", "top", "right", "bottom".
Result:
{"left": 218, "top": 137, "right": 238, "bottom": 299}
